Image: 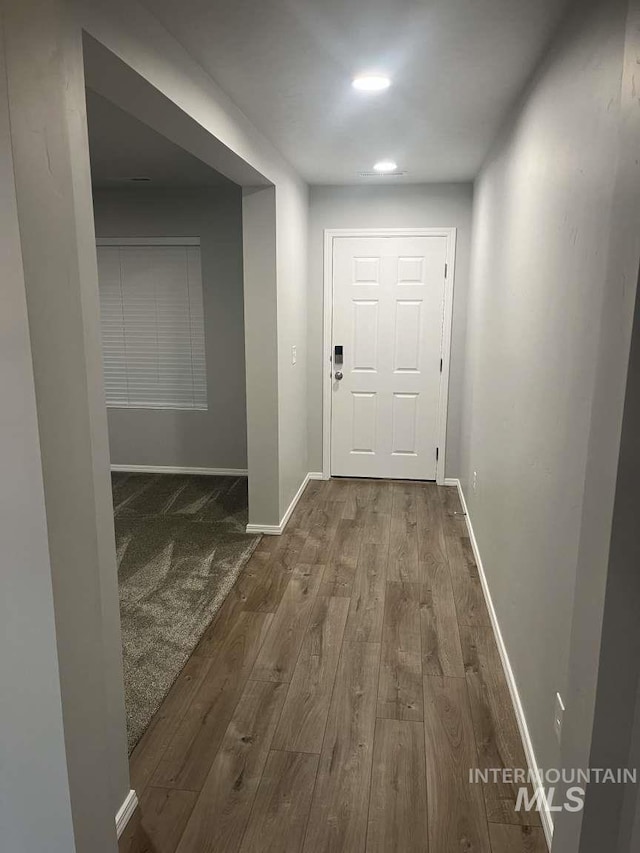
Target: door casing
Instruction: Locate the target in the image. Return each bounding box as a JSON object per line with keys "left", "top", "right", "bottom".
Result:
{"left": 322, "top": 227, "right": 456, "bottom": 484}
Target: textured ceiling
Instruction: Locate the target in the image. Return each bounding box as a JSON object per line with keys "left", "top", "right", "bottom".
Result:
{"left": 86, "top": 89, "right": 233, "bottom": 188}
{"left": 141, "top": 0, "right": 568, "bottom": 184}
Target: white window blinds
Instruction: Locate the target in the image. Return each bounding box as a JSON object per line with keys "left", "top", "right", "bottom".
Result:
{"left": 97, "top": 240, "right": 207, "bottom": 410}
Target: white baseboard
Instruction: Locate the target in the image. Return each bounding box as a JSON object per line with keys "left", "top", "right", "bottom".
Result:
{"left": 110, "top": 464, "right": 248, "bottom": 477}
{"left": 245, "top": 523, "right": 281, "bottom": 536}
{"left": 443, "top": 477, "right": 459, "bottom": 487}
{"left": 246, "top": 472, "right": 323, "bottom": 535}
{"left": 447, "top": 478, "right": 554, "bottom": 849}
{"left": 115, "top": 789, "right": 138, "bottom": 839}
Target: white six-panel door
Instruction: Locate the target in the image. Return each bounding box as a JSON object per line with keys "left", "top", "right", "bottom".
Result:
{"left": 330, "top": 234, "right": 449, "bottom": 480}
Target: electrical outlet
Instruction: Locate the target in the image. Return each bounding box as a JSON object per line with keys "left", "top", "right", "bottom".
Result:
{"left": 554, "top": 692, "right": 565, "bottom": 743}
{"left": 472, "top": 471, "right": 478, "bottom": 493}
{"left": 291, "top": 345, "right": 297, "bottom": 365}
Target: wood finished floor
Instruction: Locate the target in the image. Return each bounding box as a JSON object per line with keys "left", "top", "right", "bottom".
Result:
{"left": 119, "top": 479, "right": 546, "bottom": 853}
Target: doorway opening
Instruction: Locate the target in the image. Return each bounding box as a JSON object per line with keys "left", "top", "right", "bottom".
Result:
{"left": 83, "top": 50, "right": 270, "bottom": 757}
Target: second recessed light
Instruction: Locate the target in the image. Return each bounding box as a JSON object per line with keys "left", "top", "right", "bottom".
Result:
{"left": 352, "top": 74, "right": 391, "bottom": 92}
{"left": 373, "top": 160, "right": 398, "bottom": 173}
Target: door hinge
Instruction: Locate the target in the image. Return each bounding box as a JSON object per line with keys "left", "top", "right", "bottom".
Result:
{"left": 440, "top": 358, "right": 443, "bottom": 372}
{"left": 436, "top": 447, "right": 439, "bottom": 461}
{"left": 444, "top": 262, "right": 448, "bottom": 278}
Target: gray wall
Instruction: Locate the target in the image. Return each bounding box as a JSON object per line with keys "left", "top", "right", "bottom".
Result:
{"left": 277, "top": 179, "right": 309, "bottom": 515}
{"left": 0, "top": 21, "right": 77, "bottom": 852}
{"left": 458, "top": 0, "right": 632, "bottom": 842}
{"left": 242, "top": 186, "right": 281, "bottom": 525}
{"left": 3, "top": 0, "right": 130, "bottom": 846}
{"left": 580, "top": 267, "right": 640, "bottom": 851}
{"left": 93, "top": 187, "right": 248, "bottom": 471}
{"left": 558, "top": 0, "right": 640, "bottom": 848}
{"left": 307, "top": 183, "right": 473, "bottom": 477}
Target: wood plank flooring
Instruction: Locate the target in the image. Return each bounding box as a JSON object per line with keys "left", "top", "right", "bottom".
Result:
{"left": 120, "top": 479, "right": 545, "bottom": 853}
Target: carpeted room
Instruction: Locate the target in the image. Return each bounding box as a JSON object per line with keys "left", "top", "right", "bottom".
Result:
{"left": 86, "top": 90, "right": 255, "bottom": 750}
{"left": 112, "top": 472, "right": 259, "bottom": 750}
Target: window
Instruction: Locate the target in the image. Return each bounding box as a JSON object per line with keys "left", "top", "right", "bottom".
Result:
{"left": 97, "top": 238, "right": 207, "bottom": 410}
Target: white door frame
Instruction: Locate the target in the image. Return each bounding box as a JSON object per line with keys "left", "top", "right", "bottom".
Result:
{"left": 322, "top": 227, "right": 457, "bottom": 485}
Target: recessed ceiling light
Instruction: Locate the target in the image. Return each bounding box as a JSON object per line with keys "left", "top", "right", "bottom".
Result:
{"left": 373, "top": 159, "right": 398, "bottom": 173}
{"left": 352, "top": 74, "right": 391, "bottom": 92}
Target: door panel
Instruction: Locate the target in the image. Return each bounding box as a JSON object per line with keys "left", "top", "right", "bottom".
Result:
{"left": 330, "top": 235, "right": 447, "bottom": 479}
{"left": 352, "top": 300, "right": 379, "bottom": 371}
{"left": 392, "top": 393, "right": 419, "bottom": 455}
{"left": 352, "top": 392, "right": 377, "bottom": 453}
{"left": 394, "top": 300, "right": 422, "bottom": 372}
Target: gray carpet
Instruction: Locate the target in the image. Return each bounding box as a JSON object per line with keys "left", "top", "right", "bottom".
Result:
{"left": 112, "top": 472, "right": 260, "bottom": 752}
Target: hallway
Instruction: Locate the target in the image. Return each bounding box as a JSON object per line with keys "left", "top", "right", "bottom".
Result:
{"left": 120, "top": 478, "right": 546, "bottom": 853}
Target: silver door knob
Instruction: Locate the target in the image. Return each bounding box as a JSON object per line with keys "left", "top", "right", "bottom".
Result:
{"left": 334, "top": 370, "right": 343, "bottom": 381}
